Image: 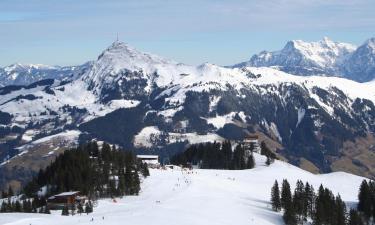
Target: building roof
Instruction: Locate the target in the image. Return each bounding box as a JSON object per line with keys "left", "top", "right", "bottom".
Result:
{"left": 137, "top": 155, "right": 159, "bottom": 159}
{"left": 54, "top": 191, "right": 80, "bottom": 197}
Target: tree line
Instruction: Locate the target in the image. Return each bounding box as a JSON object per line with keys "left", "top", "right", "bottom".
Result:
{"left": 0, "top": 197, "right": 50, "bottom": 214}
{"left": 271, "top": 179, "right": 374, "bottom": 225}
{"left": 170, "top": 141, "right": 255, "bottom": 169}
{"left": 1, "top": 141, "right": 149, "bottom": 214}
{"left": 171, "top": 140, "right": 276, "bottom": 170}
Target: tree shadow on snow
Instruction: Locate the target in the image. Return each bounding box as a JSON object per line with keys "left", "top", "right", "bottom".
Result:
{"left": 241, "top": 196, "right": 284, "bottom": 225}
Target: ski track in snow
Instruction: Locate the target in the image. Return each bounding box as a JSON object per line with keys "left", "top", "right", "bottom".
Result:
{"left": 0, "top": 154, "right": 364, "bottom": 225}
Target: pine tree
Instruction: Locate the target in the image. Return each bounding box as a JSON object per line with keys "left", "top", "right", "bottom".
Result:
{"left": 358, "top": 180, "right": 371, "bottom": 220}
{"left": 140, "top": 163, "right": 150, "bottom": 177}
{"left": 334, "top": 194, "right": 346, "bottom": 225}
{"left": 293, "top": 180, "right": 305, "bottom": 220}
{"left": 348, "top": 209, "right": 364, "bottom": 225}
{"left": 77, "top": 203, "right": 84, "bottom": 215}
{"left": 369, "top": 181, "right": 375, "bottom": 220}
{"left": 61, "top": 204, "right": 69, "bottom": 216}
{"left": 8, "top": 186, "right": 14, "bottom": 197}
{"left": 271, "top": 180, "right": 281, "bottom": 211}
{"left": 14, "top": 200, "right": 22, "bottom": 212}
{"left": 22, "top": 200, "right": 32, "bottom": 213}
{"left": 70, "top": 203, "right": 76, "bottom": 215}
{"left": 43, "top": 205, "right": 51, "bottom": 214}
{"left": 222, "top": 141, "right": 232, "bottom": 169}
{"left": 246, "top": 153, "right": 255, "bottom": 169}
{"left": 281, "top": 179, "right": 292, "bottom": 209}
{"left": 0, "top": 201, "right": 7, "bottom": 212}
{"left": 304, "top": 182, "right": 315, "bottom": 217}
{"left": 232, "top": 144, "right": 246, "bottom": 170}
{"left": 283, "top": 202, "right": 297, "bottom": 225}
{"left": 1, "top": 190, "right": 7, "bottom": 198}
{"left": 31, "top": 199, "right": 37, "bottom": 213}
{"left": 85, "top": 201, "right": 93, "bottom": 214}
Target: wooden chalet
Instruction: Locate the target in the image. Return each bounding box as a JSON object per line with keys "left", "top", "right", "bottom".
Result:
{"left": 47, "top": 191, "right": 86, "bottom": 210}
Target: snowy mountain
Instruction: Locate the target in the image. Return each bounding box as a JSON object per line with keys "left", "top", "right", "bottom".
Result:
{"left": 0, "top": 154, "right": 365, "bottom": 225}
{"left": 1, "top": 40, "right": 375, "bottom": 191}
{"left": 0, "top": 62, "right": 91, "bottom": 87}
{"left": 342, "top": 38, "right": 375, "bottom": 82}
{"left": 233, "top": 37, "right": 375, "bottom": 82}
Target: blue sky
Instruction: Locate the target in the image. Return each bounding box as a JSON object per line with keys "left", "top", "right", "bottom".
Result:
{"left": 0, "top": 0, "right": 374, "bottom": 66}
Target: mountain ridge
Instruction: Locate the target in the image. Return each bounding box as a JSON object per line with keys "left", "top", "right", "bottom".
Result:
{"left": 233, "top": 37, "right": 375, "bottom": 82}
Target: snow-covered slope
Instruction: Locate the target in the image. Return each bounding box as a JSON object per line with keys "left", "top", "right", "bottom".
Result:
{"left": 233, "top": 37, "right": 355, "bottom": 76}
{"left": 233, "top": 37, "right": 375, "bottom": 82}
{"left": 342, "top": 38, "right": 375, "bottom": 82}
{"left": 83, "top": 41, "right": 248, "bottom": 100}
{"left": 0, "top": 63, "right": 91, "bottom": 87}
{"left": 0, "top": 154, "right": 365, "bottom": 225}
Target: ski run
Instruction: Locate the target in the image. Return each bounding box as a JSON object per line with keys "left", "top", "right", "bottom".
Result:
{"left": 0, "top": 154, "right": 364, "bottom": 225}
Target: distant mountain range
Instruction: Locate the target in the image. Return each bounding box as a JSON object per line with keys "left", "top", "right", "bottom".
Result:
{"left": 233, "top": 37, "right": 375, "bottom": 82}
{"left": 0, "top": 62, "right": 92, "bottom": 87}
{"left": 1, "top": 38, "right": 375, "bottom": 190}
{"left": 1, "top": 37, "right": 374, "bottom": 87}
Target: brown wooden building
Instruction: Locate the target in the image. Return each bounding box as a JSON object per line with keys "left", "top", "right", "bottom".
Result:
{"left": 47, "top": 191, "right": 86, "bottom": 210}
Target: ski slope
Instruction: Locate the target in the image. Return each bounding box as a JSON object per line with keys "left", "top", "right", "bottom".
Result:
{"left": 0, "top": 154, "right": 364, "bottom": 225}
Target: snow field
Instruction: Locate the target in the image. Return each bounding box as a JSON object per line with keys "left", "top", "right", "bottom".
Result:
{"left": 0, "top": 154, "right": 365, "bottom": 225}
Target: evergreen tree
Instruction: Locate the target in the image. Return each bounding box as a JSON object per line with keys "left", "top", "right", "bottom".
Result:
{"left": 61, "top": 204, "right": 69, "bottom": 216}
{"left": 0, "top": 201, "right": 7, "bottom": 212}
{"left": 31, "top": 199, "right": 37, "bottom": 213}
{"left": 232, "top": 144, "right": 246, "bottom": 170}
{"left": 1, "top": 190, "right": 7, "bottom": 198}
{"left": 22, "top": 141, "right": 143, "bottom": 200}
{"left": 43, "top": 205, "right": 51, "bottom": 214}
{"left": 281, "top": 179, "right": 292, "bottom": 209}
{"left": 14, "top": 200, "right": 22, "bottom": 212}
{"left": 314, "top": 185, "right": 327, "bottom": 225}
{"left": 334, "top": 194, "right": 346, "bottom": 225}
{"left": 271, "top": 180, "right": 281, "bottom": 211}
{"left": 85, "top": 201, "right": 93, "bottom": 214}
{"left": 348, "top": 209, "right": 364, "bottom": 225}
{"left": 293, "top": 180, "right": 305, "bottom": 221}
{"left": 22, "top": 200, "right": 32, "bottom": 213}
{"left": 77, "top": 203, "right": 84, "bottom": 215}
{"left": 246, "top": 153, "right": 255, "bottom": 169}
{"left": 70, "top": 203, "right": 76, "bottom": 215}
{"left": 8, "top": 186, "right": 14, "bottom": 197}
{"left": 304, "top": 182, "right": 315, "bottom": 217}
{"left": 357, "top": 180, "right": 371, "bottom": 220}
{"left": 283, "top": 202, "right": 297, "bottom": 225}
{"left": 222, "top": 140, "right": 232, "bottom": 169}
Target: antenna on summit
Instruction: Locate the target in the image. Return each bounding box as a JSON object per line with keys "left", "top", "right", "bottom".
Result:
{"left": 116, "top": 33, "right": 119, "bottom": 42}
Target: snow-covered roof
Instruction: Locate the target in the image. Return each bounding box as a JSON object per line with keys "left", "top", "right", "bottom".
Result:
{"left": 54, "top": 191, "right": 80, "bottom": 197}
{"left": 137, "top": 155, "right": 159, "bottom": 159}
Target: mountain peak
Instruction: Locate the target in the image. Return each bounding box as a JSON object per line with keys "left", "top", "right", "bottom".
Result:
{"left": 364, "top": 37, "right": 375, "bottom": 49}
{"left": 106, "top": 41, "right": 137, "bottom": 54}
{"left": 99, "top": 41, "right": 174, "bottom": 68}
{"left": 233, "top": 37, "right": 357, "bottom": 77}
{"left": 322, "top": 36, "right": 333, "bottom": 44}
